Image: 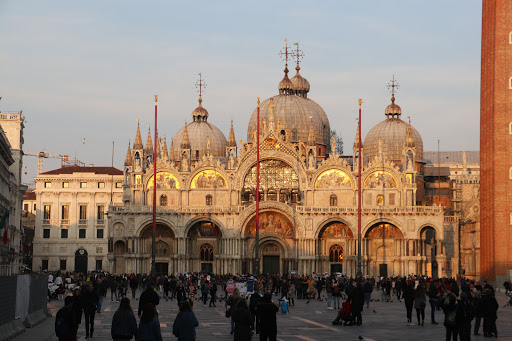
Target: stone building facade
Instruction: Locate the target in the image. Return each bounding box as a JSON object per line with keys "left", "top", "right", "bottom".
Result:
{"left": 108, "top": 56, "right": 450, "bottom": 278}
{"left": 480, "top": 0, "right": 512, "bottom": 285}
{"left": 31, "top": 166, "right": 123, "bottom": 273}
{"left": 0, "top": 111, "right": 26, "bottom": 275}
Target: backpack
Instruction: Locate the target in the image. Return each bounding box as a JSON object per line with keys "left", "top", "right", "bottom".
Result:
{"left": 55, "top": 308, "right": 71, "bottom": 337}
{"left": 333, "top": 284, "right": 340, "bottom": 294}
{"left": 445, "top": 309, "right": 456, "bottom": 326}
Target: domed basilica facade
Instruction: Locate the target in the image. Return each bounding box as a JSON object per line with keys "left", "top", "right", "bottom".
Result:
{"left": 108, "top": 56, "right": 447, "bottom": 279}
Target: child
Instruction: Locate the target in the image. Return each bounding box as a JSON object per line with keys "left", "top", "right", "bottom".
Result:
{"left": 332, "top": 300, "right": 352, "bottom": 326}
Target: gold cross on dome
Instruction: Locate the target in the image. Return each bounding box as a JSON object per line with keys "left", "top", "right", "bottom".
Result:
{"left": 195, "top": 73, "right": 207, "bottom": 97}
{"left": 387, "top": 74, "right": 400, "bottom": 95}
{"left": 293, "top": 42, "right": 304, "bottom": 66}
{"left": 279, "top": 38, "right": 291, "bottom": 65}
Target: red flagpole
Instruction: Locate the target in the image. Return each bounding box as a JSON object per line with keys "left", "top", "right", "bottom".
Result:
{"left": 152, "top": 95, "right": 158, "bottom": 275}
{"left": 357, "top": 99, "right": 363, "bottom": 277}
{"left": 255, "top": 98, "right": 260, "bottom": 275}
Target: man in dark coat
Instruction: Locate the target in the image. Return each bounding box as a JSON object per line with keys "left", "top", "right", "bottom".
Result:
{"left": 80, "top": 283, "right": 99, "bottom": 339}
{"left": 256, "top": 293, "right": 278, "bottom": 341}
{"left": 138, "top": 282, "right": 160, "bottom": 317}
{"left": 350, "top": 284, "right": 365, "bottom": 326}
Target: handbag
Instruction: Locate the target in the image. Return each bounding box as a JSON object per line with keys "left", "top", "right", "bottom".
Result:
{"left": 225, "top": 309, "right": 231, "bottom": 318}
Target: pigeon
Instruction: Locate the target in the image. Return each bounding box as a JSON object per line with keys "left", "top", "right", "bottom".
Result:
{"left": 359, "top": 337, "right": 364, "bottom": 340}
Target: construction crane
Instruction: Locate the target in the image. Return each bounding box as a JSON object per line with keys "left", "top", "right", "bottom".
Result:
{"left": 24, "top": 151, "right": 69, "bottom": 175}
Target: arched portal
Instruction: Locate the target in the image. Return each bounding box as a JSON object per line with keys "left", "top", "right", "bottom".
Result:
{"left": 75, "top": 249, "right": 88, "bottom": 274}
{"left": 241, "top": 160, "right": 300, "bottom": 206}
{"left": 114, "top": 241, "right": 126, "bottom": 274}
{"left": 318, "top": 221, "right": 353, "bottom": 274}
{"left": 187, "top": 221, "right": 222, "bottom": 273}
{"left": 139, "top": 223, "right": 175, "bottom": 275}
{"left": 420, "top": 226, "right": 438, "bottom": 278}
{"left": 243, "top": 210, "right": 294, "bottom": 274}
{"left": 365, "top": 223, "right": 404, "bottom": 278}
{"left": 260, "top": 241, "right": 282, "bottom": 274}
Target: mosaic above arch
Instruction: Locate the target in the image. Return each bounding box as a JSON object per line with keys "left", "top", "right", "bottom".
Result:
{"left": 364, "top": 171, "right": 397, "bottom": 189}
{"left": 188, "top": 221, "right": 222, "bottom": 237}
{"left": 147, "top": 172, "right": 180, "bottom": 189}
{"left": 365, "top": 223, "right": 403, "bottom": 239}
{"left": 315, "top": 169, "right": 352, "bottom": 189}
{"left": 320, "top": 222, "right": 354, "bottom": 238}
{"left": 191, "top": 170, "right": 227, "bottom": 189}
{"left": 245, "top": 211, "right": 294, "bottom": 238}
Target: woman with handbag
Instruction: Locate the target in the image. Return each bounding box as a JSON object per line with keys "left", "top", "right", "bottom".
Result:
{"left": 225, "top": 288, "right": 241, "bottom": 335}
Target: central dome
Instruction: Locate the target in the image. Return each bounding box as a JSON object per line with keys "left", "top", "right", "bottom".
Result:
{"left": 247, "top": 94, "right": 330, "bottom": 147}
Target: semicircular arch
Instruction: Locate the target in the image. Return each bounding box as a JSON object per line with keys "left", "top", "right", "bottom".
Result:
{"left": 145, "top": 170, "right": 181, "bottom": 190}
{"left": 362, "top": 218, "right": 406, "bottom": 239}
{"left": 417, "top": 223, "right": 443, "bottom": 241}
{"left": 183, "top": 216, "right": 225, "bottom": 239}
{"left": 249, "top": 235, "right": 291, "bottom": 259}
{"left": 241, "top": 208, "right": 296, "bottom": 240}
{"left": 188, "top": 168, "right": 229, "bottom": 190}
{"left": 313, "top": 167, "right": 355, "bottom": 189}
{"left": 135, "top": 217, "right": 177, "bottom": 238}
{"left": 315, "top": 217, "right": 355, "bottom": 239}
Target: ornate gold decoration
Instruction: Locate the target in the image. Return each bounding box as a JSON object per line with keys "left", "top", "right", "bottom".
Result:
{"left": 147, "top": 171, "right": 180, "bottom": 189}
{"left": 364, "top": 171, "right": 397, "bottom": 188}
{"left": 315, "top": 169, "right": 352, "bottom": 189}
{"left": 190, "top": 170, "right": 227, "bottom": 189}
{"left": 246, "top": 211, "right": 294, "bottom": 238}
{"left": 320, "top": 222, "right": 353, "bottom": 238}
{"left": 366, "top": 223, "right": 403, "bottom": 239}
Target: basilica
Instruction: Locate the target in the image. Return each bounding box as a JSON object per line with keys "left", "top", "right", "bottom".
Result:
{"left": 108, "top": 50, "right": 453, "bottom": 279}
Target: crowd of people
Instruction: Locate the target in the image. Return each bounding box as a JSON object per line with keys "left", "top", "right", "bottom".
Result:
{"left": 48, "top": 271, "right": 510, "bottom": 341}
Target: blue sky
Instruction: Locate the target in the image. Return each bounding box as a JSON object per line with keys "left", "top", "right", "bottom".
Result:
{"left": 0, "top": 1, "right": 482, "bottom": 184}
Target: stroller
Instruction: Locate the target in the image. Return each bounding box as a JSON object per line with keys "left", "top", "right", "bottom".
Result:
{"left": 332, "top": 300, "right": 352, "bottom": 325}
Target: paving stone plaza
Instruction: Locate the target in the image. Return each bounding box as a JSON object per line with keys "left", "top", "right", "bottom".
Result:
{"left": 14, "top": 290, "right": 512, "bottom": 341}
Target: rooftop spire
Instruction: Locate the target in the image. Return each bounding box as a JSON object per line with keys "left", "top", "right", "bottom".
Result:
{"left": 293, "top": 42, "right": 304, "bottom": 72}
{"left": 385, "top": 75, "right": 402, "bottom": 118}
{"left": 404, "top": 118, "right": 415, "bottom": 148}
{"left": 181, "top": 120, "right": 191, "bottom": 149}
{"left": 124, "top": 141, "right": 132, "bottom": 166}
{"left": 278, "top": 39, "right": 293, "bottom": 95}
{"left": 161, "top": 136, "right": 169, "bottom": 159}
{"left": 228, "top": 118, "right": 236, "bottom": 147}
{"left": 169, "top": 138, "right": 175, "bottom": 162}
{"left": 133, "top": 120, "right": 143, "bottom": 149}
{"left": 145, "top": 125, "right": 153, "bottom": 155}
{"left": 192, "top": 73, "right": 209, "bottom": 121}
{"left": 290, "top": 42, "right": 310, "bottom": 98}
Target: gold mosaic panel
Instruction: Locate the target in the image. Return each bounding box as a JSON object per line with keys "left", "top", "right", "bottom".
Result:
{"left": 147, "top": 172, "right": 180, "bottom": 189}
{"left": 364, "top": 171, "right": 397, "bottom": 188}
{"left": 190, "top": 170, "right": 227, "bottom": 189}
{"left": 315, "top": 169, "right": 352, "bottom": 189}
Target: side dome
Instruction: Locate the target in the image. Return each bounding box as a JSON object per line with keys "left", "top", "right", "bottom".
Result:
{"left": 171, "top": 121, "right": 227, "bottom": 160}
{"left": 290, "top": 65, "right": 310, "bottom": 97}
{"left": 363, "top": 96, "right": 423, "bottom": 161}
{"left": 247, "top": 95, "right": 330, "bottom": 147}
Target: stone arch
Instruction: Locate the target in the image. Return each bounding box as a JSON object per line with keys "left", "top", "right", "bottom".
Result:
{"left": 183, "top": 216, "right": 225, "bottom": 239}
{"left": 241, "top": 208, "right": 296, "bottom": 240}
{"left": 113, "top": 240, "right": 126, "bottom": 255}
{"left": 313, "top": 167, "right": 355, "bottom": 189}
{"left": 417, "top": 223, "right": 444, "bottom": 241}
{"left": 249, "top": 235, "right": 291, "bottom": 259}
{"left": 364, "top": 222, "right": 404, "bottom": 239}
{"left": 235, "top": 152, "right": 308, "bottom": 190}
{"left": 188, "top": 168, "right": 229, "bottom": 190}
{"left": 144, "top": 169, "right": 181, "bottom": 190}
{"left": 135, "top": 217, "right": 177, "bottom": 238}
{"left": 362, "top": 218, "right": 405, "bottom": 239}
{"left": 329, "top": 244, "right": 344, "bottom": 262}
{"left": 200, "top": 243, "right": 214, "bottom": 261}
{"left": 315, "top": 217, "right": 355, "bottom": 240}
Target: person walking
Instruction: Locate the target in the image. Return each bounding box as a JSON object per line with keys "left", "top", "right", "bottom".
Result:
{"left": 72, "top": 288, "right": 83, "bottom": 328}
{"left": 138, "top": 282, "right": 160, "bottom": 318}
{"left": 111, "top": 276, "right": 119, "bottom": 302}
{"left": 226, "top": 288, "right": 241, "bottom": 335}
{"left": 481, "top": 288, "right": 498, "bottom": 337}
{"left": 326, "top": 277, "right": 333, "bottom": 309}
{"left": 232, "top": 298, "right": 252, "bottom": 341}
{"left": 413, "top": 286, "right": 427, "bottom": 326}
{"left": 403, "top": 282, "right": 415, "bottom": 325}
{"left": 55, "top": 296, "right": 78, "bottom": 341}
{"left": 456, "top": 292, "right": 474, "bottom": 341}
{"left": 428, "top": 279, "right": 440, "bottom": 324}
{"left": 111, "top": 298, "right": 138, "bottom": 341}
{"left": 81, "top": 283, "right": 99, "bottom": 339}
{"left": 441, "top": 293, "right": 458, "bottom": 341}
{"left": 173, "top": 300, "right": 199, "bottom": 341}
{"left": 209, "top": 280, "right": 217, "bottom": 307}
{"left": 363, "top": 278, "right": 373, "bottom": 309}
{"left": 351, "top": 284, "right": 364, "bottom": 326}
{"left": 257, "top": 293, "right": 278, "bottom": 341}
{"left": 332, "top": 279, "right": 341, "bottom": 310}
{"left": 97, "top": 277, "right": 108, "bottom": 313}
{"left": 472, "top": 290, "right": 483, "bottom": 336}
{"left": 287, "top": 283, "right": 295, "bottom": 307}
{"left": 130, "top": 275, "right": 138, "bottom": 299}
{"left": 136, "top": 303, "right": 162, "bottom": 341}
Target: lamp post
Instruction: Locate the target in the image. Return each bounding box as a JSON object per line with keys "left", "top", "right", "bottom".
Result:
{"left": 356, "top": 98, "right": 363, "bottom": 278}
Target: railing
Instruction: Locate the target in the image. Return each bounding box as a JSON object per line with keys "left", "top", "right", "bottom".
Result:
{"left": 79, "top": 219, "right": 87, "bottom": 225}
{"left": 444, "top": 216, "right": 459, "bottom": 223}
{"left": 60, "top": 219, "right": 69, "bottom": 227}
{"left": 96, "top": 219, "right": 105, "bottom": 226}
{"left": 296, "top": 206, "right": 444, "bottom": 215}
{"left": 0, "top": 112, "right": 22, "bottom": 120}
{"left": 108, "top": 205, "right": 244, "bottom": 214}
{"left": 42, "top": 219, "right": 50, "bottom": 225}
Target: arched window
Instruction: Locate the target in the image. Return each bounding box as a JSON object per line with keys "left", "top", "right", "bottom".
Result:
{"left": 160, "top": 195, "right": 167, "bottom": 206}
{"left": 200, "top": 244, "right": 214, "bottom": 261}
{"left": 206, "top": 195, "right": 212, "bottom": 206}
{"left": 330, "top": 194, "right": 337, "bottom": 207}
{"left": 155, "top": 241, "right": 169, "bottom": 256}
{"left": 329, "top": 244, "right": 343, "bottom": 262}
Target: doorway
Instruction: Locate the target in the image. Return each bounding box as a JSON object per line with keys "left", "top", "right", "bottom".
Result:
{"left": 201, "top": 263, "right": 213, "bottom": 273}
{"left": 75, "top": 249, "right": 88, "bottom": 274}
{"left": 379, "top": 264, "right": 388, "bottom": 278}
{"left": 330, "top": 264, "right": 343, "bottom": 274}
{"left": 263, "top": 256, "right": 280, "bottom": 274}
{"left": 154, "top": 262, "right": 168, "bottom": 275}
